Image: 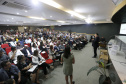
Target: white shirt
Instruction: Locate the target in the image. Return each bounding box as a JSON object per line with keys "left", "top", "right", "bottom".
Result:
{"left": 47, "top": 39, "right": 51, "bottom": 43}
{"left": 31, "top": 47, "right": 40, "bottom": 53}
{"left": 8, "top": 50, "right": 24, "bottom": 61}
{"left": 9, "top": 41, "right": 16, "bottom": 47}
{"left": 25, "top": 39, "right": 31, "bottom": 44}
{"left": 41, "top": 37, "right": 43, "bottom": 41}
{"left": 32, "top": 54, "right": 45, "bottom": 65}
{"left": 26, "top": 49, "right": 31, "bottom": 56}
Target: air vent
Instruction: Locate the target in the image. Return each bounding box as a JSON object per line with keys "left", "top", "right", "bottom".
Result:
{"left": 1, "top": 0, "right": 32, "bottom": 10}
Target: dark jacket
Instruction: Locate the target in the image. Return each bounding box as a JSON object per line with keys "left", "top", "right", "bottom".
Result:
{"left": 0, "top": 65, "right": 20, "bottom": 82}
{"left": 21, "top": 48, "right": 32, "bottom": 57}
{"left": 92, "top": 37, "right": 100, "bottom": 47}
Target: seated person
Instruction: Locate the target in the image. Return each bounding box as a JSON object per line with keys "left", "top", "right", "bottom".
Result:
{"left": 25, "top": 37, "right": 31, "bottom": 44}
{"left": 8, "top": 47, "right": 24, "bottom": 63}
{"left": 18, "top": 38, "right": 24, "bottom": 46}
{"left": 21, "top": 45, "right": 32, "bottom": 58}
{"left": 16, "top": 42, "right": 23, "bottom": 50}
{"left": 39, "top": 41, "right": 48, "bottom": 54}
{"left": 17, "top": 55, "right": 37, "bottom": 83}
{"left": 100, "top": 37, "right": 106, "bottom": 43}
{"left": 4, "top": 79, "right": 15, "bottom": 84}
{"left": 0, "top": 50, "right": 10, "bottom": 68}
{"left": 31, "top": 43, "right": 40, "bottom": 54}
{"left": 32, "top": 50, "right": 54, "bottom": 79}
{"left": 49, "top": 45, "right": 55, "bottom": 59}
{"left": 0, "top": 47, "right": 6, "bottom": 54}
{"left": 9, "top": 38, "right": 16, "bottom": 47}
{"left": 59, "top": 42, "right": 65, "bottom": 53}
{"left": 0, "top": 61, "right": 21, "bottom": 84}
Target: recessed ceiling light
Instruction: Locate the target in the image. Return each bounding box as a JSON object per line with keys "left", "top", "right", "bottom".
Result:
{"left": 71, "top": 14, "right": 73, "bottom": 17}
{"left": 28, "top": 16, "right": 46, "bottom": 20}
{"left": 57, "top": 20, "right": 65, "bottom": 23}
{"left": 7, "top": 20, "right": 9, "bottom": 21}
{"left": 39, "top": 0, "right": 85, "bottom": 20}
{"left": 17, "top": 13, "right": 19, "bottom": 14}
{"left": 50, "top": 16, "right": 52, "bottom": 17}
{"left": 12, "top": 18, "right": 14, "bottom": 19}
{"left": 85, "top": 18, "right": 92, "bottom": 24}
{"left": 25, "top": 10, "right": 28, "bottom": 12}
{"left": 32, "top": 0, "right": 39, "bottom": 5}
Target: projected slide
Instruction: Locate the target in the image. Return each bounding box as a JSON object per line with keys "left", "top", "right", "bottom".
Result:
{"left": 120, "top": 24, "right": 126, "bottom": 34}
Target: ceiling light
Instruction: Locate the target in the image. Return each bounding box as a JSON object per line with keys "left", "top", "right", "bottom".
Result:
{"left": 66, "top": 10, "right": 85, "bottom": 19}
{"left": 28, "top": 16, "right": 46, "bottom": 20}
{"left": 50, "top": 16, "right": 52, "bottom": 17}
{"left": 7, "top": 20, "right": 9, "bottom": 21}
{"left": 39, "top": 0, "right": 63, "bottom": 9}
{"left": 39, "top": 0, "right": 85, "bottom": 20}
{"left": 17, "top": 13, "right": 19, "bottom": 15}
{"left": 32, "top": 0, "right": 39, "bottom": 5}
{"left": 25, "top": 10, "right": 28, "bottom": 12}
{"left": 12, "top": 18, "right": 14, "bottom": 19}
{"left": 71, "top": 14, "right": 73, "bottom": 17}
{"left": 57, "top": 20, "right": 65, "bottom": 23}
{"left": 85, "top": 18, "right": 92, "bottom": 24}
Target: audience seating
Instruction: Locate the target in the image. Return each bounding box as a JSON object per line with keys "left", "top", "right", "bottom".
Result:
{"left": 1, "top": 43, "right": 9, "bottom": 49}
{"left": 41, "top": 52, "right": 53, "bottom": 65}
{"left": 24, "top": 43, "right": 31, "bottom": 48}
{"left": 5, "top": 47, "right": 11, "bottom": 55}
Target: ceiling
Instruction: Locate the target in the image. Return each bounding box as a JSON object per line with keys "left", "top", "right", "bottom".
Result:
{"left": 0, "top": 0, "right": 123, "bottom": 26}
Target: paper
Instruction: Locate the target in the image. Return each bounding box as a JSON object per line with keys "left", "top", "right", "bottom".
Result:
{"left": 73, "top": 44, "right": 76, "bottom": 46}
{"left": 110, "top": 50, "right": 117, "bottom": 56}
{"left": 39, "top": 61, "right": 46, "bottom": 65}
{"left": 13, "top": 60, "right": 17, "bottom": 64}
{"left": 42, "top": 51, "right": 46, "bottom": 53}
{"left": 28, "top": 65, "right": 38, "bottom": 72}
{"left": 111, "top": 45, "right": 119, "bottom": 51}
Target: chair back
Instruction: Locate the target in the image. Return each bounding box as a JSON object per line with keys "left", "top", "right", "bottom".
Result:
{"left": 1, "top": 44, "right": 9, "bottom": 48}
{"left": 5, "top": 47, "right": 11, "bottom": 55}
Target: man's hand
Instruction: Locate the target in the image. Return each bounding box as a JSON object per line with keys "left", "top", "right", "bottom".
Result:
{"left": 18, "top": 78, "right": 21, "bottom": 83}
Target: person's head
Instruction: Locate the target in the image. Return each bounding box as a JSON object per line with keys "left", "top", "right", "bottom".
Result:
{"left": 4, "top": 79, "right": 15, "bottom": 84}
{"left": 33, "top": 43, "right": 37, "bottom": 47}
{"left": 95, "top": 33, "right": 99, "bottom": 37}
{"left": 0, "top": 50, "right": 3, "bottom": 57}
{"left": 16, "top": 42, "right": 20, "bottom": 46}
{"left": 12, "top": 38, "right": 14, "bottom": 41}
{"left": 17, "top": 55, "right": 25, "bottom": 63}
{"left": 11, "top": 47, "right": 16, "bottom": 52}
{"left": 50, "top": 45, "right": 53, "bottom": 50}
{"left": 64, "top": 46, "right": 70, "bottom": 59}
{"left": 40, "top": 41, "right": 43, "bottom": 46}
{"left": 1, "top": 61, "right": 11, "bottom": 70}
{"left": 34, "top": 50, "right": 38, "bottom": 56}
{"left": 24, "top": 45, "right": 28, "bottom": 49}
{"left": 60, "top": 42, "right": 63, "bottom": 45}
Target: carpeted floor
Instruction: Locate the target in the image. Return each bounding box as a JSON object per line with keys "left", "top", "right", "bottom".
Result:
{"left": 38, "top": 43, "right": 121, "bottom": 84}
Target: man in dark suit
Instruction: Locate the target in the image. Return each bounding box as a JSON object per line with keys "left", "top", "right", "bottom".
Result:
{"left": 92, "top": 33, "right": 100, "bottom": 58}
{"left": 21, "top": 45, "right": 32, "bottom": 58}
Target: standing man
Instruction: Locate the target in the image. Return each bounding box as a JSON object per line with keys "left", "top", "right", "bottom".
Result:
{"left": 92, "top": 33, "right": 100, "bottom": 58}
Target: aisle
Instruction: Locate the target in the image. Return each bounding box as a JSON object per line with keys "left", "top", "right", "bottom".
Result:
{"left": 40, "top": 43, "right": 100, "bottom": 84}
